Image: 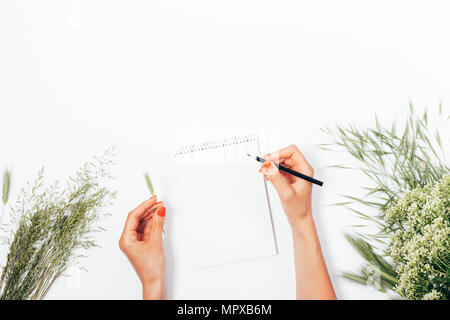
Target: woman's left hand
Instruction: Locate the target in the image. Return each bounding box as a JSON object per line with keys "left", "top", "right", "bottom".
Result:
{"left": 119, "top": 195, "right": 167, "bottom": 300}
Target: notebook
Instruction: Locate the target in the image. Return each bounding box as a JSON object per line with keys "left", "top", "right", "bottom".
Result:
{"left": 173, "top": 134, "right": 277, "bottom": 269}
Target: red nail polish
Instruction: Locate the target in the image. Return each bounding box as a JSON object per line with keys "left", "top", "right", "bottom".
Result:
{"left": 263, "top": 161, "right": 271, "bottom": 168}
{"left": 157, "top": 206, "right": 166, "bottom": 217}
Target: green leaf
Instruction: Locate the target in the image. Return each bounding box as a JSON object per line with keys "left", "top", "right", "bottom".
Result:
{"left": 342, "top": 272, "right": 369, "bottom": 285}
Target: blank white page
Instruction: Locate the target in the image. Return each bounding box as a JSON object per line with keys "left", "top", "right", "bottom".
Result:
{"left": 174, "top": 136, "right": 277, "bottom": 269}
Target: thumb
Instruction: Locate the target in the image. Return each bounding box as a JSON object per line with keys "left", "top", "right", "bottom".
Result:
{"left": 260, "top": 161, "right": 292, "bottom": 197}
{"left": 150, "top": 206, "right": 166, "bottom": 243}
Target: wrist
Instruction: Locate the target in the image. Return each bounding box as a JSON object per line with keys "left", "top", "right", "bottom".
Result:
{"left": 288, "top": 212, "right": 314, "bottom": 233}
{"left": 290, "top": 213, "right": 323, "bottom": 256}
{"left": 142, "top": 276, "right": 166, "bottom": 300}
{"left": 289, "top": 213, "right": 321, "bottom": 245}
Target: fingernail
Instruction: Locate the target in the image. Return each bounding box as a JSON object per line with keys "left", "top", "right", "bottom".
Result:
{"left": 154, "top": 201, "right": 163, "bottom": 206}
{"left": 157, "top": 206, "right": 166, "bottom": 217}
{"left": 265, "top": 153, "right": 271, "bottom": 157}
{"left": 263, "top": 161, "right": 271, "bottom": 168}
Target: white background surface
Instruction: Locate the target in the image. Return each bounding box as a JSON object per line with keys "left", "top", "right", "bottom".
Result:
{"left": 0, "top": 0, "right": 449, "bottom": 299}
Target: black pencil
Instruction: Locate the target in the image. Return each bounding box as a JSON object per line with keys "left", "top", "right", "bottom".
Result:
{"left": 247, "top": 154, "right": 324, "bottom": 187}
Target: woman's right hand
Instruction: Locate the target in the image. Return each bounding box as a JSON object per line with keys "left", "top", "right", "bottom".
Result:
{"left": 259, "top": 145, "right": 315, "bottom": 229}
{"left": 261, "top": 145, "right": 336, "bottom": 299}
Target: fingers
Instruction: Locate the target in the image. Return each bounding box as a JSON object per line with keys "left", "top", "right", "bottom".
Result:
{"left": 141, "top": 201, "right": 162, "bottom": 222}
{"left": 260, "top": 161, "right": 293, "bottom": 199}
{"left": 149, "top": 206, "right": 166, "bottom": 243}
{"left": 264, "top": 144, "right": 301, "bottom": 161}
{"left": 142, "top": 202, "right": 164, "bottom": 241}
{"left": 264, "top": 145, "right": 313, "bottom": 175}
{"left": 122, "top": 196, "right": 158, "bottom": 239}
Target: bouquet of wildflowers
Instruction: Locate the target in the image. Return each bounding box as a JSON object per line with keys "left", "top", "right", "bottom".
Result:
{"left": 0, "top": 149, "right": 116, "bottom": 300}
{"left": 321, "top": 105, "right": 449, "bottom": 300}
{"left": 386, "top": 175, "right": 449, "bottom": 299}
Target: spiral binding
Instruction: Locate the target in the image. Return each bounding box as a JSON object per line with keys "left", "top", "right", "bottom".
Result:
{"left": 173, "top": 134, "right": 256, "bottom": 157}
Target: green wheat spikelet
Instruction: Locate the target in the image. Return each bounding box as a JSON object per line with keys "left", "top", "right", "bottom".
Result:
{"left": 144, "top": 173, "right": 154, "bottom": 196}
{"left": 2, "top": 169, "right": 10, "bottom": 205}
